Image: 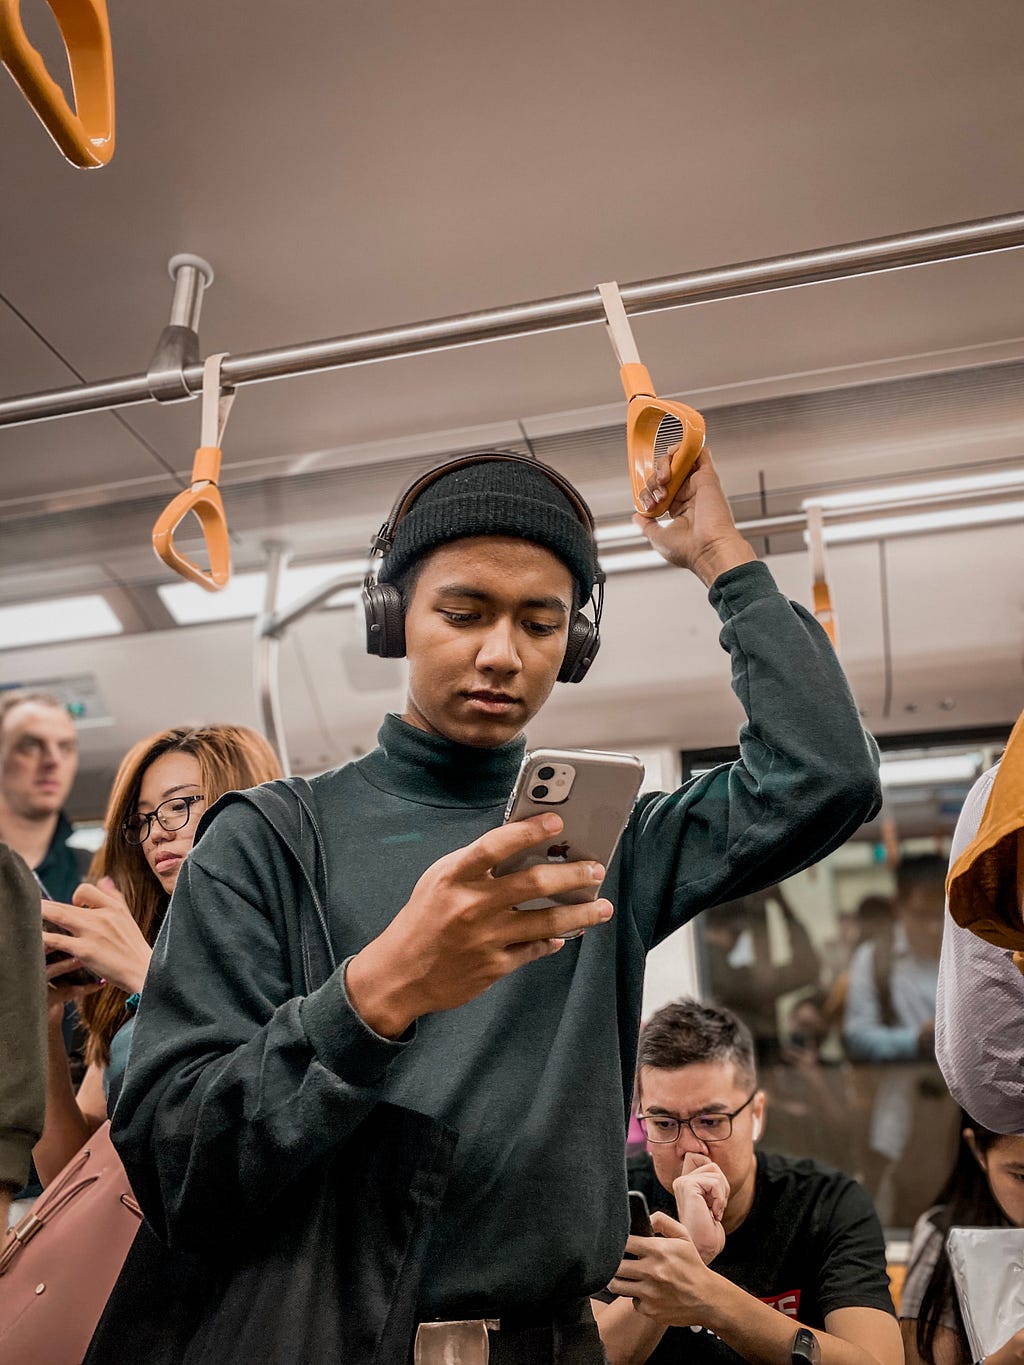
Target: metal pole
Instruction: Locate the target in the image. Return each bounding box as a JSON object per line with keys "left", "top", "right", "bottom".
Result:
{"left": 2, "top": 211, "right": 1023, "bottom": 428}
{"left": 255, "top": 541, "right": 292, "bottom": 776}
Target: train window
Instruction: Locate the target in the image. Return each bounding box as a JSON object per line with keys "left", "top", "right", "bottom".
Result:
{"left": 679, "top": 729, "right": 1008, "bottom": 1234}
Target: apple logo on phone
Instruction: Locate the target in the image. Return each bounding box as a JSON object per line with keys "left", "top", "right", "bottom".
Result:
{"left": 547, "top": 842, "right": 570, "bottom": 861}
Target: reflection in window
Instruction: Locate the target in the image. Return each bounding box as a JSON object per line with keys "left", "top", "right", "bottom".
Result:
{"left": 683, "top": 732, "right": 1006, "bottom": 1234}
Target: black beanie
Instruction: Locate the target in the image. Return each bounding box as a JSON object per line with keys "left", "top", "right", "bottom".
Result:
{"left": 379, "top": 458, "right": 598, "bottom": 602}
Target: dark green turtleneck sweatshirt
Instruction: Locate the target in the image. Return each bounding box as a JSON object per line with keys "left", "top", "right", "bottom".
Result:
{"left": 112, "top": 561, "right": 880, "bottom": 1318}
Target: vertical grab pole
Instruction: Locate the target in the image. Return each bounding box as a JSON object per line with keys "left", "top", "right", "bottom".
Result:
{"left": 256, "top": 541, "right": 292, "bottom": 776}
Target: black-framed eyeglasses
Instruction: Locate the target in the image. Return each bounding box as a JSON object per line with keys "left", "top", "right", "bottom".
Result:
{"left": 638, "top": 1089, "right": 758, "bottom": 1144}
{"left": 121, "top": 794, "right": 205, "bottom": 845}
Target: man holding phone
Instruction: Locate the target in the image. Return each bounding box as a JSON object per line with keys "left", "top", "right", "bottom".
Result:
{"left": 597, "top": 1000, "right": 900, "bottom": 1365}
{"left": 105, "top": 448, "right": 881, "bottom": 1364}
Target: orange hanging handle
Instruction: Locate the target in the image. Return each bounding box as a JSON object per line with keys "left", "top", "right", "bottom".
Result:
{"left": 812, "top": 578, "right": 838, "bottom": 648}
{"left": 598, "top": 284, "right": 706, "bottom": 519}
{"left": 152, "top": 355, "right": 233, "bottom": 592}
{"left": 805, "top": 503, "right": 839, "bottom": 650}
{"left": 0, "top": 0, "right": 115, "bottom": 168}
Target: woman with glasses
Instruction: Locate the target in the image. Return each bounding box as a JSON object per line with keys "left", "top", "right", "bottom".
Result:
{"left": 33, "top": 725, "right": 281, "bottom": 1184}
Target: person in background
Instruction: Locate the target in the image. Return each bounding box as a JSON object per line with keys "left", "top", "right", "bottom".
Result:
{"left": 704, "top": 884, "right": 821, "bottom": 1065}
{"left": 0, "top": 690, "right": 90, "bottom": 1204}
{"left": 0, "top": 843, "right": 46, "bottom": 1230}
{"left": 596, "top": 998, "right": 899, "bottom": 1365}
{"left": 843, "top": 855, "right": 957, "bottom": 1223}
{"left": 34, "top": 725, "right": 281, "bottom": 1184}
{"left": 760, "top": 990, "right": 854, "bottom": 1172}
{"left": 822, "top": 897, "right": 894, "bottom": 1033}
{"left": 0, "top": 692, "right": 86, "bottom": 902}
{"left": 900, "top": 1114, "right": 1024, "bottom": 1365}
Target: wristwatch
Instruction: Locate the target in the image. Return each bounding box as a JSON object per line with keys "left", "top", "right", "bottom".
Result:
{"left": 792, "top": 1328, "right": 821, "bottom": 1365}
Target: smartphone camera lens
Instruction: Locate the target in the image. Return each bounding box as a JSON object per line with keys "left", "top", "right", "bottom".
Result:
{"left": 531, "top": 784, "right": 550, "bottom": 799}
{"left": 537, "top": 765, "right": 556, "bottom": 781}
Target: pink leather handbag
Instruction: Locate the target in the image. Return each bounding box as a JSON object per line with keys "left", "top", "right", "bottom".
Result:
{"left": 0, "top": 1121, "right": 143, "bottom": 1365}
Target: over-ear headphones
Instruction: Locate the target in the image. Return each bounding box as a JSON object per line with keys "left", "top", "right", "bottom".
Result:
{"left": 363, "top": 451, "right": 604, "bottom": 684}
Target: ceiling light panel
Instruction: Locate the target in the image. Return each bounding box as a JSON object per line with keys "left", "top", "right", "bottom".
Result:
{"left": 0, "top": 595, "right": 123, "bottom": 649}
{"left": 818, "top": 500, "right": 1024, "bottom": 544}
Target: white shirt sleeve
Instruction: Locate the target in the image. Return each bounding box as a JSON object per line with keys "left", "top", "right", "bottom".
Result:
{"left": 935, "top": 766, "right": 1024, "bottom": 1134}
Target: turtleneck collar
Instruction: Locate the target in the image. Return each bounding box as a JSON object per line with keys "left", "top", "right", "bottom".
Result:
{"left": 355, "top": 712, "right": 527, "bottom": 808}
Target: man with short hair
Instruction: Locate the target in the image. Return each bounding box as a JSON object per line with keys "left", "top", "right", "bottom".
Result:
{"left": 0, "top": 691, "right": 85, "bottom": 902}
{"left": 107, "top": 449, "right": 881, "bottom": 1363}
{"left": 598, "top": 999, "right": 900, "bottom": 1365}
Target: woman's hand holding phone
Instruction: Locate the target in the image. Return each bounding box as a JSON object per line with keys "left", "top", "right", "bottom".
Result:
{"left": 41, "top": 876, "right": 152, "bottom": 997}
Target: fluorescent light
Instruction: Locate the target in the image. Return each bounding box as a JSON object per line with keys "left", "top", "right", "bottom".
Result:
{"left": 595, "top": 520, "right": 644, "bottom": 547}
{"left": 159, "top": 560, "right": 367, "bottom": 625}
{"left": 879, "top": 754, "right": 981, "bottom": 787}
{"left": 159, "top": 572, "right": 266, "bottom": 624}
{"left": 601, "top": 549, "right": 670, "bottom": 575}
{"left": 803, "top": 468, "right": 1024, "bottom": 513}
{"left": 0, "top": 595, "right": 123, "bottom": 649}
{"left": 817, "top": 500, "right": 1024, "bottom": 544}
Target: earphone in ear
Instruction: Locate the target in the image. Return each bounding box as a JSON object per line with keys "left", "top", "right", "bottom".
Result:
{"left": 752, "top": 1116, "right": 762, "bottom": 1141}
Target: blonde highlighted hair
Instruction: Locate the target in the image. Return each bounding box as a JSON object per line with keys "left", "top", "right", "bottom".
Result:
{"left": 80, "top": 724, "right": 282, "bottom": 1065}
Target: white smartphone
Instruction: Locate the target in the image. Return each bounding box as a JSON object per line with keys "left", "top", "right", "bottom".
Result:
{"left": 493, "top": 748, "right": 645, "bottom": 918}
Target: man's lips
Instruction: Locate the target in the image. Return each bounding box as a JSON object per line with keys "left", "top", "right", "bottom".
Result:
{"left": 462, "top": 691, "right": 520, "bottom": 712}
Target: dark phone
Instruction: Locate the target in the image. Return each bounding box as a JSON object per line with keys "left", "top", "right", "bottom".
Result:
{"left": 42, "top": 919, "right": 100, "bottom": 987}
{"left": 627, "top": 1189, "right": 654, "bottom": 1247}
{"left": 36, "top": 870, "right": 100, "bottom": 988}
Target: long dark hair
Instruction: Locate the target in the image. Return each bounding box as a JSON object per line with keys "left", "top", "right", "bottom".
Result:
{"left": 79, "top": 724, "right": 281, "bottom": 1065}
{"left": 915, "top": 1117, "right": 1010, "bottom": 1365}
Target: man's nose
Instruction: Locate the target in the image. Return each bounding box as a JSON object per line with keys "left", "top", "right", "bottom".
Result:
{"left": 675, "top": 1125, "right": 709, "bottom": 1157}
{"left": 476, "top": 619, "right": 521, "bottom": 673}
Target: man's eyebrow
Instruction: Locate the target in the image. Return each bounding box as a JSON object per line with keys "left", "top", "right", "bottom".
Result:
{"left": 433, "top": 584, "right": 570, "bottom": 613}
{"left": 645, "top": 1102, "right": 731, "bottom": 1117}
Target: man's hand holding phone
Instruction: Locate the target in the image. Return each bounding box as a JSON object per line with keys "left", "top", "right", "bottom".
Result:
{"left": 345, "top": 812, "right": 614, "bottom": 1039}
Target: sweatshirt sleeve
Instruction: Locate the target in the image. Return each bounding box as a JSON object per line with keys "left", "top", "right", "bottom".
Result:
{"left": 110, "top": 803, "right": 412, "bottom": 1251}
{"left": 624, "top": 561, "right": 881, "bottom": 948}
{"left": 0, "top": 845, "right": 46, "bottom": 1191}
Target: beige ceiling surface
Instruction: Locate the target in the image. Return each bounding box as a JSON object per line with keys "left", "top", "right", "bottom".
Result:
{"left": 2, "top": 0, "right": 1024, "bottom": 526}
{"left": 1, "top": 0, "right": 1023, "bottom": 794}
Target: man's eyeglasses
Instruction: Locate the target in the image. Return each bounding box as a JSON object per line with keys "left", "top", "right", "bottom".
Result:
{"left": 121, "top": 794, "right": 205, "bottom": 845}
{"left": 637, "top": 1089, "right": 757, "bottom": 1144}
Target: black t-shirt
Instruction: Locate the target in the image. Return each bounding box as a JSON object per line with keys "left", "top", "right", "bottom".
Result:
{"left": 620, "top": 1150, "right": 894, "bottom": 1365}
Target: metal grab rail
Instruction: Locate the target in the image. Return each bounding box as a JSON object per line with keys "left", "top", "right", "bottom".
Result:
{"left": 0, "top": 0, "right": 114, "bottom": 168}
{"left": 1, "top": 211, "right": 1023, "bottom": 428}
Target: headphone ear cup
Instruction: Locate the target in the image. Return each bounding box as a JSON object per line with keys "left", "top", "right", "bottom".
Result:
{"left": 363, "top": 581, "right": 406, "bottom": 658}
{"left": 557, "top": 612, "right": 600, "bottom": 684}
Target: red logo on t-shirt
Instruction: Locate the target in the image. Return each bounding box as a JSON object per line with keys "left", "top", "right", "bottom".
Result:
{"left": 760, "top": 1290, "right": 802, "bottom": 1318}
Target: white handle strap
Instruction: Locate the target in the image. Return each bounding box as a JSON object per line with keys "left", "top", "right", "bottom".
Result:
{"left": 597, "top": 281, "right": 641, "bottom": 367}
{"left": 805, "top": 503, "right": 829, "bottom": 582}
{"left": 200, "top": 352, "right": 236, "bottom": 450}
